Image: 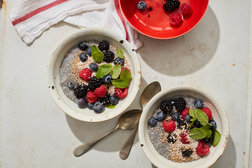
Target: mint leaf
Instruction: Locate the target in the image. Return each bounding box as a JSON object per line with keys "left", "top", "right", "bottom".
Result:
{"left": 112, "top": 79, "right": 131, "bottom": 88}
{"left": 213, "top": 130, "right": 221, "bottom": 147}
{"left": 196, "top": 109, "right": 209, "bottom": 126}
{"left": 111, "top": 64, "right": 121, "bottom": 79}
{"left": 91, "top": 45, "right": 104, "bottom": 63}
{"left": 189, "top": 128, "right": 207, "bottom": 140}
{"left": 201, "top": 125, "right": 212, "bottom": 138}
{"left": 96, "top": 64, "right": 112, "bottom": 79}
{"left": 116, "top": 48, "right": 124, "bottom": 58}
{"left": 120, "top": 69, "right": 131, "bottom": 80}
{"left": 107, "top": 105, "right": 116, "bottom": 109}
{"left": 189, "top": 109, "right": 196, "bottom": 119}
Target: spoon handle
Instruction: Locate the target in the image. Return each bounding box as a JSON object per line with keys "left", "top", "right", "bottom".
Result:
{"left": 73, "top": 125, "right": 119, "bottom": 157}
{"left": 119, "top": 126, "right": 138, "bottom": 160}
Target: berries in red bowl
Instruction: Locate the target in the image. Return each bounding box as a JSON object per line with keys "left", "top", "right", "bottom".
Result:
{"left": 119, "top": 0, "right": 209, "bottom": 39}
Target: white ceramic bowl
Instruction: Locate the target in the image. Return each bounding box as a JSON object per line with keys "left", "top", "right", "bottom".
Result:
{"left": 139, "top": 86, "right": 229, "bottom": 168}
{"left": 48, "top": 28, "right": 141, "bottom": 122}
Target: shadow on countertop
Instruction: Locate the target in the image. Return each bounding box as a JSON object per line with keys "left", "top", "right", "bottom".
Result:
{"left": 65, "top": 78, "right": 148, "bottom": 153}
{"left": 139, "top": 6, "right": 220, "bottom": 76}
{"left": 211, "top": 135, "right": 236, "bottom": 168}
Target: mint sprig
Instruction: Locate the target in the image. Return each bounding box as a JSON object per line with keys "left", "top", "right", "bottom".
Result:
{"left": 116, "top": 48, "right": 124, "bottom": 58}
{"left": 189, "top": 128, "right": 207, "bottom": 140}
{"left": 111, "top": 64, "right": 121, "bottom": 79}
{"left": 188, "top": 108, "right": 221, "bottom": 145}
{"left": 213, "top": 130, "right": 221, "bottom": 147}
{"left": 96, "top": 64, "right": 112, "bottom": 79}
{"left": 91, "top": 45, "right": 104, "bottom": 63}
{"left": 112, "top": 69, "right": 131, "bottom": 88}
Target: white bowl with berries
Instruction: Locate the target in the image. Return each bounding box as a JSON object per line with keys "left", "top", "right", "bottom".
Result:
{"left": 138, "top": 86, "right": 229, "bottom": 168}
{"left": 48, "top": 28, "right": 141, "bottom": 122}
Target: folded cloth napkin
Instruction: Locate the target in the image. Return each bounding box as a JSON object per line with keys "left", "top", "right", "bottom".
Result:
{"left": 9, "top": 0, "right": 142, "bottom": 49}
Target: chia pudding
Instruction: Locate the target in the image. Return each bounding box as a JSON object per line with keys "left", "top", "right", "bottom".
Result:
{"left": 59, "top": 40, "right": 132, "bottom": 113}
{"left": 147, "top": 96, "right": 221, "bottom": 163}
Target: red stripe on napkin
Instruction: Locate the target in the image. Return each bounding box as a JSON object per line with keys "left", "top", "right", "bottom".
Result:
{"left": 12, "top": 0, "right": 69, "bottom": 26}
{"left": 114, "top": 0, "right": 129, "bottom": 40}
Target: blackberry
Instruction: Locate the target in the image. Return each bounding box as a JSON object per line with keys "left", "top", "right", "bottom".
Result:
{"left": 163, "top": 0, "right": 180, "bottom": 12}
{"left": 98, "top": 40, "right": 109, "bottom": 51}
{"left": 181, "top": 148, "right": 193, "bottom": 158}
{"left": 160, "top": 99, "right": 175, "bottom": 113}
{"left": 103, "top": 51, "right": 115, "bottom": 63}
{"left": 88, "top": 76, "right": 102, "bottom": 91}
{"left": 167, "top": 133, "right": 177, "bottom": 143}
{"left": 74, "top": 84, "right": 88, "bottom": 99}
{"left": 174, "top": 97, "right": 186, "bottom": 112}
{"left": 97, "top": 94, "right": 111, "bottom": 106}
{"left": 177, "top": 118, "right": 187, "bottom": 129}
{"left": 202, "top": 130, "right": 215, "bottom": 144}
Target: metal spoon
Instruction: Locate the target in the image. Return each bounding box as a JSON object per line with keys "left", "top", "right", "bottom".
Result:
{"left": 73, "top": 109, "right": 141, "bottom": 157}
{"left": 119, "top": 81, "right": 161, "bottom": 160}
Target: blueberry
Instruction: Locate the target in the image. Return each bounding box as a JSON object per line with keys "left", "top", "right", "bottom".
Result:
{"left": 79, "top": 53, "right": 88, "bottom": 62}
{"left": 137, "top": 1, "right": 147, "bottom": 10}
{"left": 77, "top": 98, "right": 86, "bottom": 108}
{"left": 93, "top": 102, "right": 104, "bottom": 113}
{"left": 171, "top": 112, "right": 179, "bottom": 121}
{"left": 86, "top": 47, "right": 91, "bottom": 56}
{"left": 109, "top": 95, "right": 119, "bottom": 105}
{"left": 209, "top": 120, "right": 217, "bottom": 130}
{"left": 67, "top": 82, "right": 74, "bottom": 90}
{"left": 194, "top": 99, "right": 204, "bottom": 109}
{"left": 194, "top": 120, "right": 202, "bottom": 128}
{"left": 103, "top": 74, "right": 112, "bottom": 84}
{"left": 78, "top": 42, "right": 88, "bottom": 51}
{"left": 148, "top": 117, "right": 157, "bottom": 127}
{"left": 114, "top": 57, "right": 125, "bottom": 66}
{"left": 89, "top": 63, "right": 98, "bottom": 72}
{"left": 156, "top": 111, "right": 166, "bottom": 121}
{"left": 87, "top": 102, "right": 94, "bottom": 110}
{"left": 185, "top": 114, "right": 191, "bottom": 123}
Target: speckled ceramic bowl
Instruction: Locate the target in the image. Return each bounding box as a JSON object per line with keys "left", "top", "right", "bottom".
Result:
{"left": 48, "top": 28, "right": 141, "bottom": 122}
{"left": 139, "top": 86, "right": 229, "bottom": 168}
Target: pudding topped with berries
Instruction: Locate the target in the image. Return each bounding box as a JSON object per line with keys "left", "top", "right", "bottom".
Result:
{"left": 59, "top": 40, "right": 132, "bottom": 113}
{"left": 147, "top": 96, "right": 221, "bottom": 163}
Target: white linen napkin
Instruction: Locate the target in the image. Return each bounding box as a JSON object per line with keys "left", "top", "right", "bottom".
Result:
{"left": 9, "top": 0, "right": 142, "bottom": 49}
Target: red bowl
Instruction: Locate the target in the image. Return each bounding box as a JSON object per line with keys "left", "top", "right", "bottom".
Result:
{"left": 119, "top": 0, "right": 209, "bottom": 39}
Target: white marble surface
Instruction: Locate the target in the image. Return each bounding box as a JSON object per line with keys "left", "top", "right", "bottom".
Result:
{"left": 0, "top": 0, "right": 251, "bottom": 167}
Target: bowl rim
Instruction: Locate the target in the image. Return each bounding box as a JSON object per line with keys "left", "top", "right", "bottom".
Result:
{"left": 48, "top": 28, "right": 141, "bottom": 122}
{"left": 119, "top": 0, "right": 209, "bottom": 39}
{"left": 138, "top": 86, "right": 229, "bottom": 168}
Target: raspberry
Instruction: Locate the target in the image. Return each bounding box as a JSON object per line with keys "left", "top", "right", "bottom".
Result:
{"left": 163, "top": 120, "right": 176, "bottom": 133}
{"left": 196, "top": 141, "right": 210, "bottom": 156}
{"left": 94, "top": 85, "right": 107, "bottom": 98}
{"left": 174, "top": 97, "right": 186, "bottom": 112}
{"left": 86, "top": 91, "right": 98, "bottom": 104}
{"left": 115, "top": 88, "right": 128, "bottom": 98}
{"left": 79, "top": 68, "right": 92, "bottom": 82}
{"left": 121, "top": 67, "right": 130, "bottom": 72}
{"left": 180, "top": 133, "right": 190, "bottom": 144}
{"left": 202, "top": 107, "right": 212, "bottom": 120}
{"left": 181, "top": 3, "right": 193, "bottom": 17}
{"left": 169, "top": 13, "right": 182, "bottom": 27}
{"left": 181, "top": 108, "right": 189, "bottom": 120}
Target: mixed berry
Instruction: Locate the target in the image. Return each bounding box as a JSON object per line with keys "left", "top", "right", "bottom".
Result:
{"left": 137, "top": 0, "right": 193, "bottom": 27}
{"left": 148, "top": 96, "right": 221, "bottom": 162}
{"left": 65, "top": 40, "right": 132, "bottom": 113}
